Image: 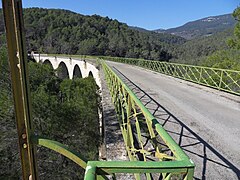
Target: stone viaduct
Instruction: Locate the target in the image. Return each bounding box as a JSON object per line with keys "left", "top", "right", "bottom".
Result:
{"left": 32, "top": 54, "right": 101, "bottom": 88}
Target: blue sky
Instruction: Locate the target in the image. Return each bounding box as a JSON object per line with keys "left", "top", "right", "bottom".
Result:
{"left": 2, "top": 0, "right": 240, "bottom": 30}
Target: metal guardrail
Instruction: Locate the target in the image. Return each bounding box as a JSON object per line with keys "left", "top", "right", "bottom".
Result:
{"left": 100, "top": 61, "right": 194, "bottom": 179}
{"left": 100, "top": 57, "right": 240, "bottom": 96}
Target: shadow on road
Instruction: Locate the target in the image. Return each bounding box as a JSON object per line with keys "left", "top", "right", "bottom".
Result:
{"left": 112, "top": 66, "right": 240, "bottom": 180}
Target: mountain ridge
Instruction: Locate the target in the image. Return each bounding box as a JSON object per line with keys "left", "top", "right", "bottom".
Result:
{"left": 0, "top": 8, "right": 187, "bottom": 61}
{"left": 154, "top": 13, "right": 236, "bottom": 39}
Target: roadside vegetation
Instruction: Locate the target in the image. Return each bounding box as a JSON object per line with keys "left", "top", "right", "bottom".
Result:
{"left": 0, "top": 45, "right": 101, "bottom": 179}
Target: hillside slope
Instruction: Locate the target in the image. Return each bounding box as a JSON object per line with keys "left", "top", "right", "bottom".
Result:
{"left": 0, "top": 8, "right": 236, "bottom": 65}
{"left": 155, "top": 14, "right": 236, "bottom": 39}
{"left": 171, "top": 28, "right": 234, "bottom": 64}
{"left": 0, "top": 8, "right": 186, "bottom": 61}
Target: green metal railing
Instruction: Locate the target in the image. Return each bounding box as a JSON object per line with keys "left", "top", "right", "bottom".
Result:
{"left": 100, "top": 56, "right": 240, "bottom": 96}
{"left": 100, "top": 61, "right": 194, "bottom": 179}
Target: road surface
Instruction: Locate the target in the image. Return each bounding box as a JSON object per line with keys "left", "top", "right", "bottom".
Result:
{"left": 106, "top": 61, "right": 240, "bottom": 180}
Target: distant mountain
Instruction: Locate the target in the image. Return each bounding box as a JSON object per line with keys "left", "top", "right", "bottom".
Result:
{"left": 129, "top": 26, "right": 149, "bottom": 33}
{"left": 155, "top": 14, "right": 236, "bottom": 39}
{"left": 154, "top": 28, "right": 165, "bottom": 33}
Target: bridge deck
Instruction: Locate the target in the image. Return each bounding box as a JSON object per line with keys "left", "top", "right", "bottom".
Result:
{"left": 106, "top": 61, "right": 240, "bottom": 179}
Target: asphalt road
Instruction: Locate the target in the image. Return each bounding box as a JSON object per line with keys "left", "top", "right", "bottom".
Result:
{"left": 106, "top": 61, "right": 240, "bottom": 180}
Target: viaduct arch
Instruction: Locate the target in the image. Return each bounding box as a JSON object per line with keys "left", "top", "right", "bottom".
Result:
{"left": 73, "top": 65, "right": 82, "bottom": 79}
{"left": 58, "top": 62, "right": 69, "bottom": 79}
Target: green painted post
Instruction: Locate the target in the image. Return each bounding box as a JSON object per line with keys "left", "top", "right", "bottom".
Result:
{"left": 219, "top": 70, "right": 224, "bottom": 90}
{"left": 84, "top": 163, "right": 97, "bottom": 180}
{"left": 184, "top": 168, "right": 194, "bottom": 180}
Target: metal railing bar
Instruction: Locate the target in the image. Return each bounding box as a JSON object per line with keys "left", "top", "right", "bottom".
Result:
{"left": 31, "top": 135, "right": 88, "bottom": 169}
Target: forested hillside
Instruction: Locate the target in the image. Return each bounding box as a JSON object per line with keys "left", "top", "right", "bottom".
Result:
{"left": 0, "top": 8, "right": 186, "bottom": 61}
{"left": 171, "top": 28, "right": 234, "bottom": 64}
{"left": 1, "top": 7, "right": 239, "bottom": 67}
{"left": 155, "top": 14, "right": 236, "bottom": 39}
{"left": 202, "top": 7, "right": 240, "bottom": 70}
{"left": 1, "top": 8, "right": 237, "bottom": 65}
{"left": 171, "top": 7, "right": 240, "bottom": 70}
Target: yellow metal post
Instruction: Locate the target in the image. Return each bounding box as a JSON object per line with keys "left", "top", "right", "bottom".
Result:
{"left": 2, "top": 0, "right": 38, "bottom": 179}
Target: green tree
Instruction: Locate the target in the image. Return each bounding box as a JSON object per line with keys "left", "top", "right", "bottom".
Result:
{"left": 0, "top": 51, "right": 101, "bottom": 179}
{"left": 228, "top": 7, "right": 240, "bottom": 49}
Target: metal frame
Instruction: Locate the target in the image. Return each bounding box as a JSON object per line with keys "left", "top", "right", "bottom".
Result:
{"left": 84, "top": 161, "right": 194, "bottom": 180}
{"left": 101, "top": 61, "right": 194, "bottom": 180}
{"left": 100, "top": 56, "right": 240, "bottom": 96}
